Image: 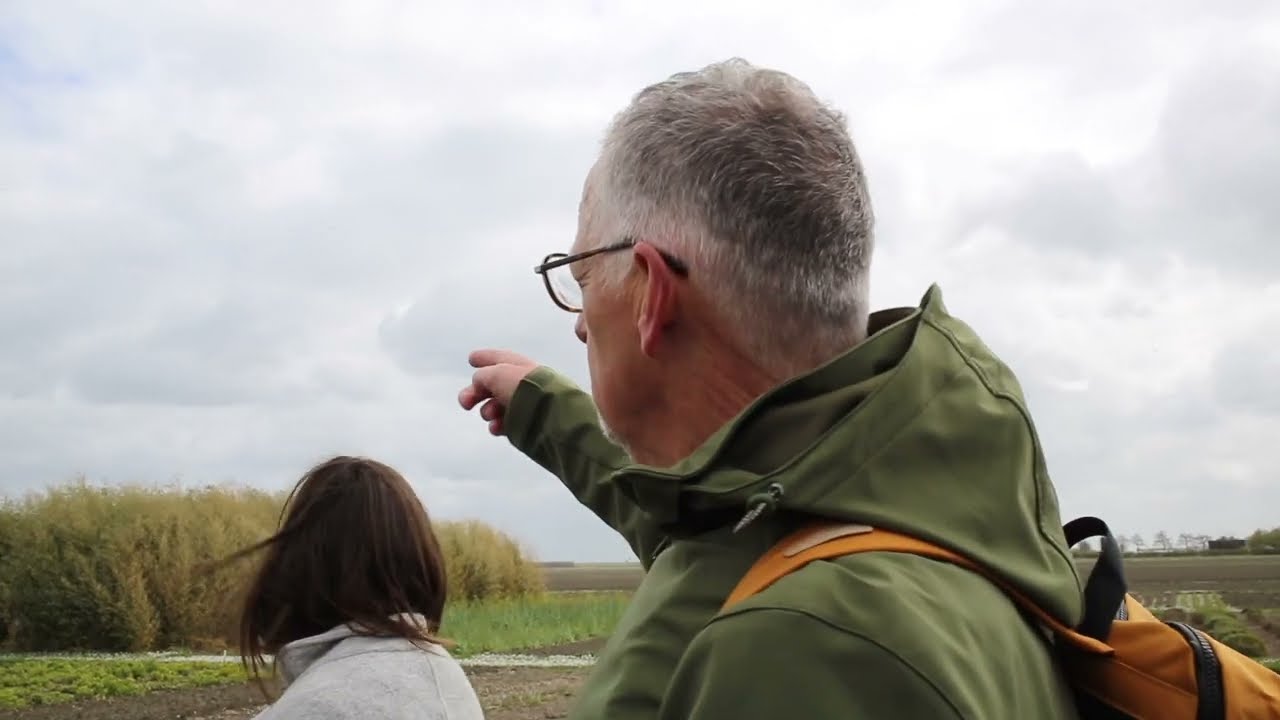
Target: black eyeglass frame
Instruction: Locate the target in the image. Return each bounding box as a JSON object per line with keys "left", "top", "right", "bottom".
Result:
{"left": 533, "top": 238, "right": 689, "bottom": 313}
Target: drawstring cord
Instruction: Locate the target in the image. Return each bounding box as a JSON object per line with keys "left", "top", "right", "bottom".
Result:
{"left": 733, "top": 482, "right": 784, "bottom": 533}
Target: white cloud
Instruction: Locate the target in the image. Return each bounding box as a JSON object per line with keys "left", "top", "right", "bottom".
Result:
{"left": 1, "top": 0, "right": 1277, "bottom": 560}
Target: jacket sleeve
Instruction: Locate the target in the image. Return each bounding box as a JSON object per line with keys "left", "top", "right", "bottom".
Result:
{"left": 658, "top": 607, "right": 964, "bottom": 720}
{"left": 503, "top": 366, "right": 665, "bottom": 566}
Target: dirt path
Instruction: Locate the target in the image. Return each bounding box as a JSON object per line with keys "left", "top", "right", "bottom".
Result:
{"left": 0, "top": 667, "right": 591, "bottom": 720}
{"left": 468, "top": 667, "right": 588, "bottom": 720}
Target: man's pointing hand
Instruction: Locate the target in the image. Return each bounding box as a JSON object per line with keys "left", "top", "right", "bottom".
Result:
{"left": 458, "top": 349, "right": 540, "bottom": 436}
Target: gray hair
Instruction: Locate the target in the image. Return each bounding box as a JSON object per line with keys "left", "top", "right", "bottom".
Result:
{"left": 588, "top": 58, "right": 876, "bottom": 376}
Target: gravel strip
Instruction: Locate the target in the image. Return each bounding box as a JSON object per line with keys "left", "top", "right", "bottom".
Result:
{"left": 462, "top": 653, "right": 596, "bottom": 667}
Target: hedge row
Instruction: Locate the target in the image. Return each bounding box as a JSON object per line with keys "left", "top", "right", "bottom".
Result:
{"left": 0, "top": 478, "right": 543, "bottom": 652}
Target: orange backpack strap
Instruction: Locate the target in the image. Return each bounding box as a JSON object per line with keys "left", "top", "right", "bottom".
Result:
{"left": 723, "top": 518, "right": 1280, "bottom": 719}
{"left": 721, "top": 521, "right": 1113, "bottom": 656}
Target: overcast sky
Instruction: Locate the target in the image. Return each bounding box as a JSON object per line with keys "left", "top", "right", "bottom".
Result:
{"left": 2, "top": 1, "right": 1277, "bottom": 561}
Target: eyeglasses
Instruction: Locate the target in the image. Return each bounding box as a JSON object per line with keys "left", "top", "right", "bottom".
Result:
{"left": 533, "top": 238, "right": 689, "bottom": 313}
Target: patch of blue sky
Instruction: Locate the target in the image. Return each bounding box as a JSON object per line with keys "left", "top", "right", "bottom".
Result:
{"left": 0, "top": 34, "right": 87, "bottom": 139}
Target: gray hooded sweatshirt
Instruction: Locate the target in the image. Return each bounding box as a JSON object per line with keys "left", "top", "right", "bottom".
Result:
{"left": 251, "top": 614, "right": 484, "bottom": 720}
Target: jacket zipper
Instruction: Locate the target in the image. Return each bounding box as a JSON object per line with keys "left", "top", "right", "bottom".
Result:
{"left": 1167, "top": 621, "right": 1225, "bottom": 720}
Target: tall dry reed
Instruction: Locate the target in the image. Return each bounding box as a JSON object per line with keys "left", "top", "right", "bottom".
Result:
{"left": 0, "top": 477, "right": 544, "bottom": 652}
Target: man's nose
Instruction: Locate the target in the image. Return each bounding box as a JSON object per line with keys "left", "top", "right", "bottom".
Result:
{"left": 574, "top": 313, "right": 587, "bottom": 344}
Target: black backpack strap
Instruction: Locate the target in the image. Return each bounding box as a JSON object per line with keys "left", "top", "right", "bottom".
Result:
{"left": 1064, "top": 516, "right": 1128, "bottom": 641}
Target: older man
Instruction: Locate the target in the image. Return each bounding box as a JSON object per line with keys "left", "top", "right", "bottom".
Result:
{"left": 460, "top": 59, "right": 1083, "bottom": 719}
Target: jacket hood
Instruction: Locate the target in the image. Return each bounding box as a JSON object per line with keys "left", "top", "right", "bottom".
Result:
{"left": 275, "top": 613, "right": 443, "bottom": 688}
{"left": 610, "top": 284, "right": 1085, "bottom": 626}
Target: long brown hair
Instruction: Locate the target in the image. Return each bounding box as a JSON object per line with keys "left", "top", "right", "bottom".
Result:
{"left": 227, "top": 455, "right": 450, "bottom": 691}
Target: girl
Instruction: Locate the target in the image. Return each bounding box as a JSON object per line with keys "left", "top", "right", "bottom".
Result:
{"left": 232, "top": 455, "right": 484, "bottom": 719}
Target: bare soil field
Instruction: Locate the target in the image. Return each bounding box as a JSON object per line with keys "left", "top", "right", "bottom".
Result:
{"left": 544, "top": 564, "right": 644, "bottom": 592}
{"left": 1115, "top": 555, "right": 1280, "bottom": 583}
{"left": 1247, "top": 620, "right": 1280, "bottom": 658}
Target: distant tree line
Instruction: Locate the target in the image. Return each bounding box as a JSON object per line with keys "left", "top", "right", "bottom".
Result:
{"left": 1070, "top": 526, "right": 1280, "bottom": 556}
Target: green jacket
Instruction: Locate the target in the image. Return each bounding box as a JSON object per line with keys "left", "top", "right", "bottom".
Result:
{"left": 503, "top": 285, "right": 1085, "bottom": 720}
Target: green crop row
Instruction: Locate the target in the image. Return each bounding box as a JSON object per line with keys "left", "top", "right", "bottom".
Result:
{"left": 0, "top": 658, "right": 246, "bottom": 709}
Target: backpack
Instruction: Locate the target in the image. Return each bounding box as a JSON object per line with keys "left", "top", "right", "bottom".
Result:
{"left": 720, "top": 515, "right": 1280, "bottom": 719}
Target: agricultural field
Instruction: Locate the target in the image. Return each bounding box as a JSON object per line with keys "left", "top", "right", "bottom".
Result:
{"left": 0, "top": 482, "right": 626, "bottom": 719}
{"left": 0, "top": 593, "right": 624, "bottom": 719}
{"left": 2, "top": 479, "right": 1277, "bottom": 719}
{"left": 541, "top": 554, "right": 1280, "bottom": 665}
{"left": 543, "top": 562, "right": 645, "bottom": 592}
{"left": 0, "top": 665, "right": 597, "bottom": 720}
{"left": 1112, "top": 554, "right": 1280, "bottom": 602}
{"left": 544, "top": 554, "right": 1280, "bottom": 597}
{"left": 7, "top": 552, "right": 1278, "bottom": 718}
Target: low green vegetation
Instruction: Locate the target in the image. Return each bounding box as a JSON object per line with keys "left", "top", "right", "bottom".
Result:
{"left": 1152, "top": 592, "right": 1271, "bottom": 659}
{"left": 0, "top": 657, "right": 248, "bottom": 709}
{"left": 441, "top": 591, "right": 630, "bottom": 656}
{"left": 0, "top": 591, "right": 629, "bottom": 709}
{"left": 1195, "top": 609, "right": 1268, "bottom": 658}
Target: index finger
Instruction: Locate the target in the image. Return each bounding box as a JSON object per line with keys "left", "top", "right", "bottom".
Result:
{"left": 468, "top": 348, "right": 528, "bottom": 368}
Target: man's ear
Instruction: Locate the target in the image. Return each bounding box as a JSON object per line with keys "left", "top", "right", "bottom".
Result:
{"left": 632, "top": 243, "right": 678, "bottom": 358}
